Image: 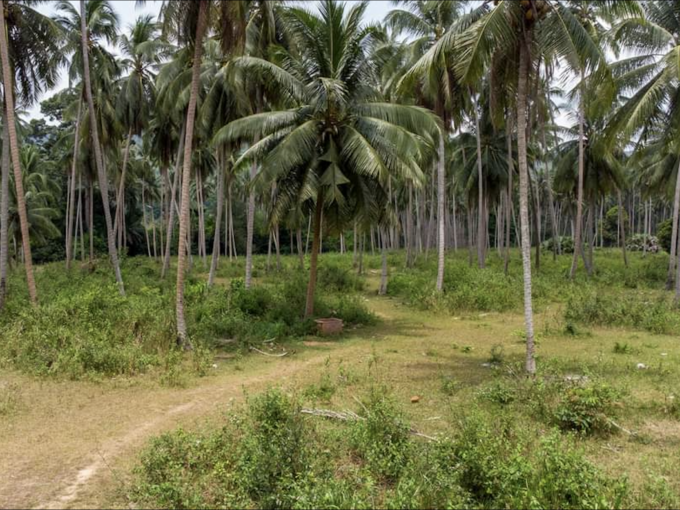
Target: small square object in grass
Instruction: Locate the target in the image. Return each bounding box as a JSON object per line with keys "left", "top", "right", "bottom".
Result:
{"left": 316, "top": 318, "right": 344, "bottom": 335}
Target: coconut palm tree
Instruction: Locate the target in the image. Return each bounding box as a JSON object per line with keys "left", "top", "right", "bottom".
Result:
{"left": 216, "top": 0, "right": 439, "bottom": 317}
{"left": 79, "top": 0, "right": 125, "bottom": 295}
{"left": 0, "top": 0, "right": 63, "bottom": 306}
{"left": 159, "top": 0, "right": 209, "bottom": 348}
{"left": 55, "top": 0, "right": 119, "bottom": 269}
{"left": 608, "top": 1, "right": 680, "bottom": 289}
{"left": 435, "top": 0, "right": 608, "bottom": 373}
{"left": 388, "top": 0, "right": 468, "bottom": 287}
{"left": 113, "top": 15, "right": 166, "bottom": 255}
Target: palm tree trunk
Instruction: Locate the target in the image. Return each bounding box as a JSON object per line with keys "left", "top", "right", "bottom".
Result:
{"left": 379, "top": 227, "right": 388, "bottom": 296}
{"left": 0, "top": 9, "right": 37, "bottom": 304}
{"left": 274, "top": 224, "right": 281, "bottom": 271}
{"left": 161, "top": 123, "right": 185, "bottom": 278}
{"left": 406, "top": 181, "right": 414, "bottom": 267}
{"left": 570, "top": 72, "right": 586, "bottom": 280}
{"left": 297, "top": 227, "right": 304, "bottom": 269}
{"left": 618, "top": 189, "right": 628, "bottom": 267}
{"left": 0, "top": 108, "right": 9, "bottom": 309}
{"left": 89, "top": 179, "right": 94, "bottom": 263}
{"left": 175, "top": 0, "right": 208, "bottom": 348}
{"left": 436, "top": 131, "right": 446, "bottom": 292}
{"left": 358, "top": 233, "right": 364, "bottom": 276}
{"left": 471, "top": 91, "right": 485, "bottom": 269}
{"left": 78, "top": 173, "right": 84, "bottom": 262}
{"left": 66, "top": 99, "right": 83, "bottom": 270}
{"left": 675, "top": 225, "right": 680, "bottom": 304}
{"left": 245, "top": 130, "right": 260, "bottom": 288}
{"left": 114, "top": 127, "right": 133, "bottom": 252}
{"left": 79, "top": 0, "right": 124, "bottom": 295}
{"left": 518, "top": 34, "right": 536, "bottom": 374}
{"left": 505, "top": 118, "right": 514, "bottom": 275}
{"left": 198, "top": 171, "right": 207, "bottom": 267}
{"left": 587, "top": 195, "right": 595, "bottom": 275}
{"left": 142, "top": 186, "right": 151, "bottom": 258}
{"left": 304, "top": 191, "right": 324, "bottom": 318}
{"left": 152, "top": 209, "right": 157, "bottom": 260}
{"left": 208, "top": 151, "right": 225, "bottom": 287}
{"left": 666, "top": 161, "right": 680, "bottom": 289}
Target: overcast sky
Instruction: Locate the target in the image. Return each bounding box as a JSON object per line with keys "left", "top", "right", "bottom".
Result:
{"left": 29, "top": 0, "right": 393, "bottom": 120}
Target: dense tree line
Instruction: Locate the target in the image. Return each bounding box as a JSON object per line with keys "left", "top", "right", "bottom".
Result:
{"left": 1, "top": 0, "right": 679, "bottom": 372}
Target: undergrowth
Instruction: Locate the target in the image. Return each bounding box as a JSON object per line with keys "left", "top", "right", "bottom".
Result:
{"left": 133, "top": 386, "right": 630, "bottom": 510}
{"left": 0, "top": 257, "right": 374, "bottom": 379}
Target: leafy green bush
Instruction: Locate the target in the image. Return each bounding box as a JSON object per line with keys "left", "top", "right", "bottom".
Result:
{"left": 479, "top": 380, "right": 515, "bottom": 405}
{"left": 447, "top": 413, "right": 627, "bottom": 508}
{"left": 237, "top": 390, "right": 309, "bottom": 507}
{"left": 350, "top": 387, "right": 412, "bottom": 479}
{"left": 554, "top": 382, "right": 620, "bottom": 435}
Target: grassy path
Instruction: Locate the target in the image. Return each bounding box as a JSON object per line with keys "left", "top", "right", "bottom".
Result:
{"left": 0, "top": 288, "right": 418, "bottom": 509}
{"left": 1, "top": 278, "right": 678, "bottom": 509}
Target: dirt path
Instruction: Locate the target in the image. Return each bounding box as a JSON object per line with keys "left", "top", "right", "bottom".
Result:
{"left": 0, "top": 293, "right": 414, "bottom": 510}
{"left": 1, "top": 289, "right": 528, "bottom": 510}
{"left": 1, "top": 349, "right": 370, "bottom": 510}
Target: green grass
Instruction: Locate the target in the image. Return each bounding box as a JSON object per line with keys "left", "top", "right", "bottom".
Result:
{"left": 0, "top": 255, "right": 374, "bottom": 380}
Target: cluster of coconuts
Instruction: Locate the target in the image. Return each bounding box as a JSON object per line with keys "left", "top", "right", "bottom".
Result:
{"left": 517, "top": 0, "right": 550, "bottom": 22}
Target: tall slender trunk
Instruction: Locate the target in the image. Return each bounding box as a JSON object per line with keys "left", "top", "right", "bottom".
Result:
{"left": 587, "top": 195, "right": 595, "bottom": 275}
{"left": 161, "top": 123, "right": 185, "bottom": 278}
{"left": 666, "top": 161, "right": 680, "bottom": 289}
{"left": 66, "top": 99, "right": 83, "bottom": 270}
{"left": 379, "top": 227, "right": 388, "bottom": 295}
{"left": 114, "top": 128, "right": 133, "bottom": 252}
{"left": 274, "top": 224, "right": 281, "bottom": 271}
{"left": 532, "top": 171, "right": 541, "bottom": 271}
{"left": 304, "top": 192, "right": 323, "bottom": 318}
{"left": 675, "top": 223, "right": 680, "bottom": 303}
{"left": 618, "top": 189, "right": 628, "bottom": 267}
{"left": 0, "top": 9, "right": 37, "bottom": 304}
{"left": 245, "top": 118, "right": 260, "bottom": 288}
{"left": 142, "top": 186, "right": 151, "bottom": 258}
{"left": 197, "top": 171, "right": 207, "bottom": 267}
{"left": 208, "top": 151, "right": 225, "bottom": 287}
{"left": 505, "top": 118, "right": 514, "bottom": 275}
{"left": 297, "top": 227, "right": 304, "bottom": 269}
{"left": 175, "top": 0, "right": 208, "bottom": 348}
{"left": 0, "top": 109, "right": 9, "bottom": 309}
{"left": 436, "top": 131, "right": 446, "bottom": 292}
{"left": 358, "top": 233, "right": 364, "bottom": 276}
{"left": 152, "top": 208, "right": 157, "bottom": 260}
{"left": 518, "top": 34, "right": 536, "bottom": 374}
{"left": 406, "top": 182, "right": 414, "bottom": 267}
{"left": 570, "top": 71, "right": 586, "bottom": 280}
{"left": 78, "top": 173, "right": 84, "bottom": 262}
{"left": 472, "top": 92, "right": 485, "bottom": 269}
{"left": 89, "top": 179, "right": 94, "bottom": 263}
{"left": 80, "top": 0, "right": 124, "bottom": 295}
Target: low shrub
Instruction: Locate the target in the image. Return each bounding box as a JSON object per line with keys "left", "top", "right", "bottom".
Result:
{"left": 543, "top": 236, "right": 575, "bottom": 254}
{"left": 350, "top": 387, "right": 412, "bottom": 479}
{"left": 553, "top": 382, "right": 621, "bottom": 435}
{"left": 627, "top": 234, "right": 660, "bottom": 253}
{"left": 133, "top": 387, "right": 631, "bottom": 510}
{"left": 564, "top": 289, "right": 680, "bottom": 335}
